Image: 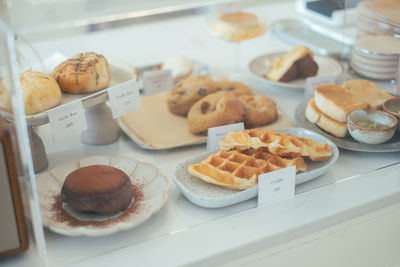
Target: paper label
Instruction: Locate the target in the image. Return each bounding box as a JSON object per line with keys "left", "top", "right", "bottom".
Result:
{"left": 47, "top": 100, "right": 87, "bottom": 141}
{"left": 207, "top": 123, "right": 244, "bottom": 151}
{"left": 108, "top": 80, "right": 141, "bottom": 118}
{"left": 258, "top": 166, "right": 296, "bottom": 206}
{"left": 304, "top": 74, "right": 335, "bottom": 98}
{"left": 142, "top": 69, "right": 173, "bottom": 95}
{"left": 216, "top": 1, "right": 243, "bottom": 14}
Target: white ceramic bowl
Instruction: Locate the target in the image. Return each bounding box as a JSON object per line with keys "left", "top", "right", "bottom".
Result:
{"left": 348, "top": 109, "right": 398, "bottom": 144}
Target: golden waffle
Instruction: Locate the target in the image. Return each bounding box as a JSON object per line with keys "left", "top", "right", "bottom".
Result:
{"left": 220, "top": 129, "right": 332, "bottom": 161}
{"left": 188, "top": 148, "right": 307, "bottom": 190}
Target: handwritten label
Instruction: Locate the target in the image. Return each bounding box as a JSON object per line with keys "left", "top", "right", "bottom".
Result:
{"left": 207, "top": 123, "right": 244, "bottom": 151}
{"left": 108, "top": 80, "right": 141, "bottom": 118}
{"left": 142, "top": 69, "right": 173, "bottom": 95}
{"left": 216, "top": 1, "right": 243, "bottom": 14}
{"left": 258, "top": 166, "right": 296, "bottom": 206}
{"left": 47, "top": 100, "right": 87, "bottom": 141}
{"left": 304, "top": 74, "right": 335, "bottom": 98}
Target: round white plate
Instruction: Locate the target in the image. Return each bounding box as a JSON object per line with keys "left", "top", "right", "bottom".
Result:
{"left": 174, "top": 128, "right": 339, "bottom": 208}
{"left": 36, "top": 155, "right": 169, "bottom": 236}
{"left": 350, "top": 62, "right": 396, "bottom": 80}
{"left": 351, "top": 52, "right": 398, "bottom": 69}
{"left": 249, "top": 53, "right": 342, "bottom": 90}
{"left": 350, "top": 59, "right": 397, "bottom": 74}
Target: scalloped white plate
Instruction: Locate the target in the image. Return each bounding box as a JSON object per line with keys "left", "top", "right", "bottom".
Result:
{"left": 36, "top": 155, "right": 169, "bottom": 236}
{"left": 174, "top": 128, "right": 339, "bottom": 208}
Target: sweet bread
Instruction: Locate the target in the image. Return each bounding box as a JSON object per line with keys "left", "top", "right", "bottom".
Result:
{"left": 52, "top": 52, "right": 111, "bottom": 94}
{"left": 238, "top": 95, "right": 277, "bottom": 128}
{"left": 168, "top": 75, "right": 216, "bottom": 116}
{"left": 61, "top": 165, "right": 133, "bottom": 214}
{"left": 267, "top": 46, "right": 318, "bottom": 82}
{"left": 187, "top": 91, "right": 245, "bottom": 134}
{"left": 19, "top": 71, "right": 62, "bottom": 115}
{"left": 214, "top": 80, "right": 252, "bottom": 96}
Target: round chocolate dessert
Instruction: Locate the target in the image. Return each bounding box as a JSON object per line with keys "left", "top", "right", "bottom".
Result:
{"left": 61, "top": 165, "right": 133, "bottom": 214}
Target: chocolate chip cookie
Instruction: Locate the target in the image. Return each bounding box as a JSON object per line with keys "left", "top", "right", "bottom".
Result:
{"left": 238, "top": 95, "right": 277, "bottom": 128}
{"left": 214, "top": 80, "right": 252, "bottom": 96}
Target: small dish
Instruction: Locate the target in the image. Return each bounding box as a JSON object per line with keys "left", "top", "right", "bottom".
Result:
{"left": 383, "top": 98, "right": 400, "bottom": 130}
{"left": 348, "top": 109, "right": 398, "bottom": 144}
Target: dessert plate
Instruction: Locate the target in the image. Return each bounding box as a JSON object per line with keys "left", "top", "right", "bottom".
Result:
{"left": 249, "top": 52, "right": 342, "bottom": 90}
{"left": 296, "top": 97, "right": 400, "bottom": 152}
{"left": 36, "top": 155, "right": 169, "bottom": 236}
{"left": 174, "top": 127, "right": 339, "bottom": 208}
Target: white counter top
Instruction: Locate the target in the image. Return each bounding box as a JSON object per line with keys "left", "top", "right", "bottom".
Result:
{"left": 4, "top": 1, "right": 400, "bottom": 266}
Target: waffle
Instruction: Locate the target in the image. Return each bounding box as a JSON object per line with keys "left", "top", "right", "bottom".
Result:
{"left": 220, "top": 129, "right": 332, "bottom": 161}
{"left": 188, "top": 148, "right": 307, "bottom": 190}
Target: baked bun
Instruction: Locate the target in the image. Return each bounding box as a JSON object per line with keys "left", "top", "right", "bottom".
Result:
{"left": 238, "top": 95, "right": 277, "bottom": 128}
{"left": 61, "top": 165, "right": 133, "bottom": 214}
{"left": 52, "top": 52, "right": 111, "bottom": 94}
{"left": 187, "top": 91, "right": 245, "bottom": 134}
{"left": 19, "top": 71, "right": 62, "bottom": 115}
{"left": 267, "top": 46, "right": 318, "bottom": 82}
{"left": 168, "top": 75, "right": 217, "bottom": 116}
{"left": 214, "top": 80, "right": 252, "bottom": 96}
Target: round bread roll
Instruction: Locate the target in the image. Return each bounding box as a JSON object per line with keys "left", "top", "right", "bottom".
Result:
{"left": 52, "top": 52, "right": 111, "bottom": 94}
{"left": 19, "top": 71, "right": 62, "bottom": 115}
{"left": 187, "top": 92, "right": 245, "bottom": 134}
{"left": 61, "top": 165, "right": 134, "bottom": 214}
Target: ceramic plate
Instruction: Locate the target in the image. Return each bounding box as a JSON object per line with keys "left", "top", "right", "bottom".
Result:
{"left": 36, "top": 155, "right": 169, "bottom": 236}
{"left": 295, "top": 97, "right": 400, "bottom": 152}
{"left": 249, "top": 52, "right": 342, "bottom": 90}
{"left": 174, "top": 127, "right": 339, "bottom": 208}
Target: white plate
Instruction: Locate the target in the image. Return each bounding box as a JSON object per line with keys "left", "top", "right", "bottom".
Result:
{"left": 174, "top": 128, "right": 339, "bottom": 208}
{"left": 36, "top": 155, "right": 169, "bottom": 236}
{"left": 248, "top": 52, "right": 342, "bottom": 90}
{"left": 350, "top": 62, "right": 396, "bottom": 80}
{"left": 350, "top": 52, "right": 398, "bottom": 69}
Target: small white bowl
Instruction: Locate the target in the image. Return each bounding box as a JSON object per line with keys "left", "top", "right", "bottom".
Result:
{"left": 348, "top": 109, "right": 398, "bottom": 144}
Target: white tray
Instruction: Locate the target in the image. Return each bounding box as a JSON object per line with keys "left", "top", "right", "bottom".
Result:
{"left": 174, "top": 128, "right": 339, "bottom": 208}
{"left": 36, "top": 155, "right": 169, "bottom": 236}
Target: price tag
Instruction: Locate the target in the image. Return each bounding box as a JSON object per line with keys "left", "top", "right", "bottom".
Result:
{"left": 207, "top": 123, "right": 244, "bottom": 151}
{"left": 216, "top": 1, "right": 243, "bottom": 14}
{"left": 108, "top": 80, "right": 141, "bottom": 118}
{"left": 304, "top": 74, "right": 335, "bottom": 98}
{"left": 47, "top": 100, "right": 87, "bottom": 141}
{"left": 257, "top": 166, "right": 296, "bottom": 207}
{"left": 142, "top": 69, "right": 173, "bottom": 95}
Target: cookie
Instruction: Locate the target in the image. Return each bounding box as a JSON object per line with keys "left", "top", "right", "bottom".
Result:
{"left": 238, "top": 95, "right": 277, "bottom": 128}
{"left": 214, "top": 80, "right": 252, "bottom": 96}
{"left": 167, "top": 75, "right": 216, "bottom": 116}
{"left": 187, "top": 92, "right": 245, "bottom": 134}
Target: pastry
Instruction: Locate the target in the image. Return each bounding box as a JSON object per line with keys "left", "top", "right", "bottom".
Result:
{"left": 52, "top": 52, "right": 111, "bottom": 94}
{"left": 220, "top": 129, "right": 332, "bottom": 161}
{"left": 214, "top": 80, "right": 252, "bottom": 96}
{"left": 61, "top": 165, "right": 133, "bottom": 214}
{"left": 187, "top": 91, "right": 245, "bottom": 134}
{"left": 314, "top": 84, "right": 368, "bottom": 123}
{"left": 238, "top": 95, "right": 277, "bottom": 128}
{"left": 168, "top": 75, "right": 217, "bottom": 116}
{"left": 188, "top": 148, "right": 306, "bottom": 190}
{"left": 267, "top": 46, "right": 318, "bottom": 82}
{"left": 305, "top": 98, "right": 348, "bottom": 138}
{"left": 162, "top": 55, "right": 194, "bottom": 81}
{"left": 342, "top": 79, "right": 394, "bottom": 109}
{"left": 18, "top": 71, "right": 62, "bottom": 115}
{"left": 210, "top": 12, "right": 267, "bottom": 41}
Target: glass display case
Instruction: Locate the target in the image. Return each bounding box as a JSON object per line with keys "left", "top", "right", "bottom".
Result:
{"left": 1, "top": 0, "right": 400, "bottom": 266}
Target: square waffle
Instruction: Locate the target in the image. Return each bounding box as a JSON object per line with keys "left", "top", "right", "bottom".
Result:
{"left": 220, "top": 129, "right": 332, "bottom": 161}
{"left": 188, "top": 148, "right": 307, "bottom": 190}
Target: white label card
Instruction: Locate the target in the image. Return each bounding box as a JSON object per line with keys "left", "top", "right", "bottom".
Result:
{"left": 216, "top": 1, "right": 243, "bottom": 14}
{"left": 207, "top": 123, "right": 244, "bottom": 151}
{"left": 257, "top": 166, "right": 296, "bottom": 207}
{"left": 304, "top": 74, "right": 335, "bottom": 98}
{"left": 108, "top": 80, "right": 141, "bottom": 118}
{"left": 142, "top": 69, "right": 173, "bottom": 95}
{"left": 47, "top": 100, "right": 87, "bottom": 141}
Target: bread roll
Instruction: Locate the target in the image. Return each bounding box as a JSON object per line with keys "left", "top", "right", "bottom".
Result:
{"left": 19, "top": 71, "right": 62, "bottom": 115}
{"left": 52, "top": 52, "right": 111, "bottom": 94}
